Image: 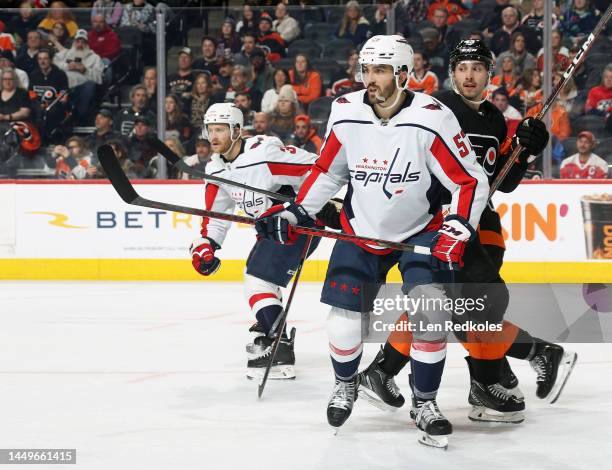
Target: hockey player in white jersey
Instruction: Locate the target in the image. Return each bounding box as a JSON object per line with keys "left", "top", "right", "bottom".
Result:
{"left": 189, "top": 103, "right": 338, "bottom": 380}
{"left": 256, "top": 35, "right": 489, "bottom": 446}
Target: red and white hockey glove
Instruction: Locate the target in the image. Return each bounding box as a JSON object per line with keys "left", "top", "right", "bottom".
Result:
{"left": 189, "top": 237, "right": 221, "bottom": 276}
{"left": 430, "top": 215, "right": 476, "bottom": 271}
{"left": 255, "top": 202, "right": 311, "bottom": 244}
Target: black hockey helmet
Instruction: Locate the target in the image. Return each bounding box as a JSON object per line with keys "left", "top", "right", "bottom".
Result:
{"left": 449, "top": 39, "right": 494, "bottom": 72}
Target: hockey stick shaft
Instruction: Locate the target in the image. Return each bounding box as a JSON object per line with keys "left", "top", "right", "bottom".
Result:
{"left": 97, "top": 145, "right": 430, "bottom": 254}
{"left": 489, "top": 1, "right": 612, "bottom": 196}
{"left": 257, "top": 236, "right": 313, "bottom": 399}
{"left": 146, "top": 134, "right": 293, "bottom": 202}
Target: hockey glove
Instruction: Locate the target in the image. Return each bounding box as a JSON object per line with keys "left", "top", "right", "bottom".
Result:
{"left": 430, "top": 215, "right": 476, "bottom": 271}
{"left": 515, "top": 118, "right": 549, "bottom": 162}
{"left": 315, "top": 198, "right": 343, "bottom": 230}
{"left": 190, "top": 237, "right": 221, "bottom": 276}
{"left": 255, "top": 202, "right": 312, "bottom": 244}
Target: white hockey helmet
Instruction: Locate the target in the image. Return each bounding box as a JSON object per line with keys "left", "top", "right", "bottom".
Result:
{"left": 357, "top": 35, "right": 414, "bottom": 84}
{"left": 202, "top": 103, "right": 244, "bottom": 142}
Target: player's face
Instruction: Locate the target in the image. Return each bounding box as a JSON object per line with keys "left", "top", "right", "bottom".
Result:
{"left": 453, "top": 61, "right": 489, "bottom": 100}
{"left": 362, "top": 64, "right": 397, "bottom": 104}
{"left": 207, "top": 124, "right": 233, "bottom": 153}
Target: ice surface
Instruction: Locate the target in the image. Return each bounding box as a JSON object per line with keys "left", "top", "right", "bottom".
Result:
{"left": 0, "top": 281, "right": 610, "bottom": 470}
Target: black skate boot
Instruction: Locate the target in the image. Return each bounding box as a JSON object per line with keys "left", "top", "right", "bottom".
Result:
{"left": 499, "top": 356, "right": 524, "bottom": 402}
{"left": 327, "top": 376, "right": 358, "bottom": 430}
{"left": 246, "top": 321, "right": 266, "bottom": 357}
{"left": 465, "top": 357, "right": 525, "bottom": 423}
{"left": 246, "top": 327, "right": 295, "bottom": 380}
{"left": 529, "top": 339, "right": 577, "bottom": 403}
{"left": 409, "top": 374, "right": 452, "bottom": 449}
{"left": 358, "top": 346, "right": 405, "bottom": 411}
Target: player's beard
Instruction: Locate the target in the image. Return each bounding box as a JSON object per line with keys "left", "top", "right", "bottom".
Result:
{"left": 367, "top": 81, "right": 396, "bottom": 106}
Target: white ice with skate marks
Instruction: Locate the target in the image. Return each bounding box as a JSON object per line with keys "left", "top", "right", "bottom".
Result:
{"left": 0, "top": 281, "right": 609, "bottom": 470}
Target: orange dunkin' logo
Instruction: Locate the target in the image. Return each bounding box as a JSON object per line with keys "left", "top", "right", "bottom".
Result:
{"left": 496, "top": 203, "right": 569, "bottom": 242}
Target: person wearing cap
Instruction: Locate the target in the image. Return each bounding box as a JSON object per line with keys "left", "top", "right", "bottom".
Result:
{"left": 250, "top": 47, "right": 274, "bottom": 95}
{"left": 127, "top": 113, "right": 157, "bottom": 174}
{"left": 193, "top": 36, "right": 219, "bottom": 77}
{"left": 273, "top": 2, "right": 300, "bottom": 44}
{"left": 86, "top": 108, "right": 122, "bottom": 155}
{"left": 560, "top": 131, "right": 608, "bottom": 179}
{"left": 88, "top": 14, "right": 121, "bottom": 61}
{"left": 257, "top": 13, "right": 286, "bottom": 62}
{"left": 420, "top": 27, "right": 449, "bottom": 73}
{"left": 214, "top": 56, "right": 233, "bottom": 93}
{"left": 290, "top": 114, "right": 322, "bottom": 154}
{"left": 53, "top": 28, "right": 104, "bottom": 123}
{"left": 0, "top": 50, "right": 29, "bottom": 90}
{"left": 268, "top": 83, "right": 298, "bottom": 141}
{"left": 218, "top": 17, "right": 241, "bottom": 56}
{"left": 168, "top": 47, "right": 196, "bottom": 99}
{"left": 335, "top": 1, "right": 370, "bottom": 47}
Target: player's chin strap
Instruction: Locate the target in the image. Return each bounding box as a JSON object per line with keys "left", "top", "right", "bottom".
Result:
{"left": 377, "top": 74, "right": 408, "bottom": 110}
{"left": 449, "top": 65, "right": 492, "bottom": 108}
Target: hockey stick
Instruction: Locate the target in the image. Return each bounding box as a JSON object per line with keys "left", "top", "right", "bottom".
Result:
{"left": 489, "top": 1, "right": 612, "bottom": 196}
{"left": 97, "top": 145, "right": 430, "bottom": 254}
{"left": 146, "top": 134, "right": 293, "bottom": 202}
{"left": 257, "top": 236, "right": 313, "bottom": 399}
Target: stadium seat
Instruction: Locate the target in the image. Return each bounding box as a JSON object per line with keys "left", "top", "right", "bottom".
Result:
{"left": 589, "top": 36, "right": 612, "bottom": 55}
{"left": 596, "top": 138, "right": 612, "bottom": 161}
{"left": 569, "top": 91, "right": 588, "bottom": 120}
{"left": 308, "top": 96, "right": 334, "bottom": 126}
{"left": 274, "top": 58, "right": 295, "bottom": 72}
{"left": 303, "top": 22, "right": 337, "bottom": 45}
{"left": 585, "top": 68, "right": 606, "bottom": 90}
{"left": 322, "top": 39, "right": 355, "bottom": 64}
{"left": 116, "top": 27, "right": 144, "bottom": 83}
{"left": 405, "top": 36, "right": 424, "bottom": 50}
{"left": 412, "top": 20, "right": 435, "bottom": 34}
{"left": 562, "top": 137, "right": 578, "bottom": 158}
{"left": 288, "top": 39, "right": 323, "bottom": 59}
{"left": 585, "top": 53, "right": 610, "bottom": 73}
{"left": 326, "top": 8, "right": 345, "bottom": 24}
{"left": 312, "top": 59, "right": 343, "bottom": 89}
{"left": 446, "top": 19, "right": 481, "bottom": 48}
{"left": 572, "top": 115, "right": 607, "bottom": 136}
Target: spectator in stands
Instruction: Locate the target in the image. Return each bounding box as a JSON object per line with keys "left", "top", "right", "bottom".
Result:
{"left": 536, "top": 29, "right": 570, "bottom": 73}
{"left": 0, "top": 67, "right": 31, "bottom": 130}
{"left": 290, "top": 53, "right": 322, "bottom": 108}
{"left": 269, "top": 84, "right": 298, "bottom": 141}
{"left": 490, "top": 6, "right": 540, "bottom": 56}
{"left": 93, "top": 138, "right": 143, "bottom": 179}
{"left": 53, "top": 136, "right": 94, "bottom": 179}
{"left": 115, "top": 84, "right": 155, "bottom": 136}
{"left": 526, "top": 72, "right": 572, "bottom": 142}
{"left": 0, "top": 51, "right": 29, "bottom": 90}
{"left": 16, "top": 30, "right": 42, "bottom": 74}
{"left": 369, "top": 1, "right": 391, "bottom": 37}
{"left": 560, "top": 131, "right": 608, "bottom": 178}
{"left": 252, "top": 111, "right": 274, "bottom": 137}
{"left": 142, "top": 66, "right": 157, "bottom": 112}
{"left": 7, "top": 1, "right": 39, "bottom": 47}
{"left": 235, "top": 91, "right": 255, "bottom": 131}
{"left": 47, "top": 22, "right": 72, "bottom": 55}
{"left": 120, "top": 0, "right": 155, "bottom": 33}
{"left": 492, "top": 87, "right": 522, "bottom": 137}
{"left": 330, "top": 48, "right": 363, "bottom": 97}
{"left": 517, "top": 68, "right": 543, "bottom": 111}
{"left": 290, "top": 114, "right": 322, "bottom": 154}
{"left": 521, "top": 0, "right": 557, "bottom": 39}
{"left": 274, "top": 2, "right": 301, "bottom": 44}
{"left": 225, "top": 64, "right": 262, "bottom": 111}
{"left": 559, "top": 0, "right": 600, "bottom": 44}
{"left": 160, "top": 136, "right": 185, "bottom": 178}
{"left": 429, "top": 7, "right": 449, "bottom": 44}
{"left": 184, "top": 73, "right": 219, "bottom": 135}
{"left": 193, "top": 36, "right": 219, "bottom": 76}
{"left": 168, "top": 47, "right": 195, "bottom": 100}
{"left": 491, "top": 56, "right": 520, "bottom": 98}
{"left": 181, "top": 136, "right": 211, "bottom": 180}
{"left": 336, "top": 1, "right": 370, "bottom": 47}
{"left": 88, "top": 14, "right": 121, "bottom": 62}
{"left": 250, "top": 48, "right": 274, "bottom": 96}
{"left": 38, "top": 1, "right": 78, "bottom": 38}
{"left": 496, "top": 32, "right": 536, "bottom": 76}
{"left": 127, "top": 114, "right": 156, "bottom": 175}
{"left": 483, "top": 0, "right": 511, "bottom": 36}
{"left": 53, "top": 29, "right": 104, "bottom": 124}
{"left": 233, "top": 32, "right": 259, "bottom": 68}
{"left": 396, "top": 0, "right": 428, "bottom": 26}
{"left": 555, "top": 73, "right": 578, "bottom": 114}
{"left": 92, "top": 0, "right": 124, "bottom": 29}
{"left": 427, "top": 0, "right": 467, "bottom": 26}
{"left": 218, "top": 18, "right": 241, "bottom": 56}
{"left": 236, "top": 2, "right": 259, "bottom": 37}
{"left": 262, "top": 68, "right": 290, "bottom": 114}
{"left": 420, "top": 28, "right": 449, "bottom": 74}
{"left": 585, "top": 64, "right": 612, "bottom": 116}
{"left": 214, "top": 57, "right": 233, "bottom": 93}
{"left": 165, "top": 94, "right": 192, "bottom": 143}
{"left": 408, "top": 51, "right": 438, "bottom": 95}
{"left": 86, "top": 108, "right": 121, "bottom": 155}
{"left": 257, "top": 13, "right": 286, "bottom": 62}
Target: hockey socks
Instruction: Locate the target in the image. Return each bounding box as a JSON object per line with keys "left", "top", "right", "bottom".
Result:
{"left": 410, "top": 340, "right": 447, "bottom": 400}
{"left": 506, "top": 327, "right": 536, "bottom": 360}
{"left": 327, "top": 307, "right": 363, "bottom": 380}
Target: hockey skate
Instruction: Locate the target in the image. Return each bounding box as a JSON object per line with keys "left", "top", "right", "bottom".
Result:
{"left": 530, "top": 339, "right": 577, "bottom": 403}
{"left": 327, "top": 376, "right": 358, "bottom": 431}
{"left": 357, "top": 347, "right": 405, "bottom": 411}
{"left": 246, "top": 327, "right": 296, "bottom": 380}
{"left": 245, "top": 322, "right": 266, "bottom": 357}
{"left": 499, "top": 356, "right": 524, "bottom": 402}
{"left": 409, "top": 375, "right": 452, "bottom": 449}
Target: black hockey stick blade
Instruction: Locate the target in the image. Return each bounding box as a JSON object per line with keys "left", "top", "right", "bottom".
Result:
{"left": 98, "top": 144, "right": 139, "bottom": 204}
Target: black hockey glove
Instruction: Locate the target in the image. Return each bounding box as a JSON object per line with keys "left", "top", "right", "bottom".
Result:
{"left": 315, "top": 198, "right": 343, "bottom": 230}
{"left": 515, "top": 117, "right": 549, "bottom": 160}
{"left": 255, "top": 202, "right": 312, "bottom": 244}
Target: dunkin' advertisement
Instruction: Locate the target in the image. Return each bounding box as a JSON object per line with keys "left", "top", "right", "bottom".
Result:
{"left": 581, "top": 193, "right": 612, "bottom": 259}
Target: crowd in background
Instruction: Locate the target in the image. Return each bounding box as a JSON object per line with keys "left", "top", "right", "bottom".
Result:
{"left": 0, "top": 0, "right": 610, "bottom": 180}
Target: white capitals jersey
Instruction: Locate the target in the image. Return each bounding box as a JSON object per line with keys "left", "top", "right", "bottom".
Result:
{"left": 295, "top": 89, "right": 489, "bottom": 250}
{"left": 201, "top": 135, "right": 317, "bottom": 246}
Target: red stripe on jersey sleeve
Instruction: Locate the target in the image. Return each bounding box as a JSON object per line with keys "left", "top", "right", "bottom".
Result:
{"left": 296, "top": 130, "right": 342, "bottom": 204}
{"left": 266, "top": 162, "right": 311, "bottom": 176}
{"left": 200, "top": 183, "right": 220, "bottom": 238}
{"left": 429, "top": 136, "right": 477, "bottom": 221}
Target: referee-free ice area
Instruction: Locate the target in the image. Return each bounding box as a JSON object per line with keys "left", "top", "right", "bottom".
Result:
{"left": 0, "top": 281, "right": 610, "bottom": 470}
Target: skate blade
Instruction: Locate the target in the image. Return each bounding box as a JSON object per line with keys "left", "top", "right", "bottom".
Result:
{"left": 417, "top": 430, "right": 448, "bottom": 450}
{"left": 357, "top": 386, "right": 401, "bottom": 412}
{"left": 547, "top": 351, "right": 578, "bottom": 404}
{"left": 468, "top": 406, "right": 525, "bottom": 424}
{"left": 246, "top": 365, "right": 295, "bottom": 381}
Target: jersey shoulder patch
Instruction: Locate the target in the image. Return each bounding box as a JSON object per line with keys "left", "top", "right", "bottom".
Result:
{"left": 335, "top": 96, "right": 350, "bottom": 104}
{"left": 422, "top": 102, "right": 442, "bottom": 110}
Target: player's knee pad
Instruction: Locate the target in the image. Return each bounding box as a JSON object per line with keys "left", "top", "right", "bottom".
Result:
{"left": 243, "top": 274, "right": 282, "bottom": 312}
{"left": 326, "top": 307, "right": 363, "bottom": 361}
{"left": 406, "top": 283, "right": 451, "bottom": 343}
{"left": 463, "top": 278, "right": 509, "bottom": 325}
